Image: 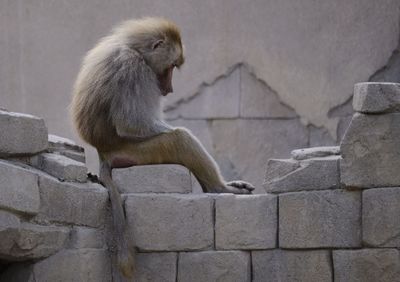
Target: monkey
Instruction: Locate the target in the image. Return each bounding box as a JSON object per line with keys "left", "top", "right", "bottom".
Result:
{"left": 70, "top": 17, "right": 254, "bottom": 279}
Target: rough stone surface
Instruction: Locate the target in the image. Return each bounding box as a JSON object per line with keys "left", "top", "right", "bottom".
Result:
{"left": 178, "top": 251, "right": 250, "bottom": 282}
{"left": 0, "top": 210, "right": 20, "bottom": 227}
{"left": 215, "top": 194, "right": 277, "bottom": 250}
{"left": 0, "top": 160, "right": 40, "bottom": 214}
{"left": 263, "top": 159, "right": 300, "bottom": 180}
{"left": 0, "top": 223, "right": 69, "bottom": 261}
{"left": 0, "top": 249, "right": 111, "bottom": 282}
{"left": 125, "top": 194, "right": 213, "bottom": 251}
{"left": 48, "top": 134, "right": 84, "bottom": 152}
{"left": 363, "top": 187, "right": 400, "bottom": 247}
{"left": 135, "top": 252, "right": 177, "bottom": 282}
{"left": 48, "top": 134, "right": 85, "bottom": 163}
{"left": 35, "top": 175, "right": 108, "bottom": 227}
{"left": 279, "top": 189, "right": 361, "bottom": 248}
{"left": 264, "top": 156, "right": 340, "bottom": 193}
{"left": 113, "top": 165, "right": 191, "bottom": 194}
{"left": 0, "top": 110, "right": 48, "bottom": 156}
{"left": 69, "top": 227, "right": 105, "bottom": 249}
{"left": 340, "top": 113, "right": 400, "bottom": 188}
{"left": 291, "top": 146, "right": 340, "bottom": 160}
{"left": 32, "top": 153, "right": 87, "bottom": 182}
{"left": 333, "top": 249, "right": 400, "bottom": 282}
{"left": 353, "top": 82, "right": 400, "bottom": 113}
{"left": 252, "top": 250, "right": 332, "bottom": 282}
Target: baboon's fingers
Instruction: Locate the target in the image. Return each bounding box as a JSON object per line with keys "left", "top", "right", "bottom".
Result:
{"left": 226, "top": 180, "right": 255, "bottom": 192}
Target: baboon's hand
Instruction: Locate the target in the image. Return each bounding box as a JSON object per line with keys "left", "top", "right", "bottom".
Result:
{"left": 225, "top": 180, "right": 255, "bottom": 194}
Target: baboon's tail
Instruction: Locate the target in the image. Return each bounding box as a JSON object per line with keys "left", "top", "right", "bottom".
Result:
{"left": 99, "top": 158, "right": 135, "bottom": 279}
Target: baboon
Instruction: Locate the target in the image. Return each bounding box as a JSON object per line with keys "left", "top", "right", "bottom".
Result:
{"left": 71, "top": 17, "right": 254, "bottom": 279}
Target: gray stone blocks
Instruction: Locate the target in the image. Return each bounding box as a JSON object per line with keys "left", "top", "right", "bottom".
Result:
{"left": 363, "top": 187, "right": 400, "bottom": 247}
{"left": 178, "top": 251, "right": 250, "bottom": 282}
{"left": 0, "top": 110, "right": 48, "bottom": 156}
{"left": 215, "top": 194, "right": 277, "bottom": 250}
{"left": 353, "top": 82, "right": 400, "bottom": 114}
{"left": 252, "top": 250, "right": 332, "bottom": 282}
{"left": 47, "top": 134, "right": 85, "bottom": 163}
{"left": 340, "top": 112, "right": 400, "bottom": 188}
{"left": 333, "top": 249, "right": 400, "bottom": 282}
{"left": 0, "top": 160, "right": 40, "bottom": 214}
{"left": 125, "top": 194, "right": 213, "bottom": 251}
{"left": 135, "top": 252, "right": 177, "bottom": 282}
{"left": 32, "top": 153, "right": 87, "bottom": 182}
{"left": 35, "top": 175, "right": 108, "bottom": 227}
{"left": 4, "top": 249, "right": 112, "bottom": 282}
{"left": 69, "top": 227, "right": 105, "bottom": 249}
{"left": 291, "top": 146, "right": 340, "bottom": 160}
{"left": 113, "top": 165, "right": 192, "bottom": 194}
{"left": 264, "top": 156, "right": 340, "bottom": 193}
{"left": 279, "top": 189, "right": 361, "bottom": 248}
{"left": 0, "top": 223, "right": 69, "bottom": 261}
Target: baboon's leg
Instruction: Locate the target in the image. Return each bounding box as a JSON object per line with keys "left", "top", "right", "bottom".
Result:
{"left": 106, "top": 128, "right": 254, "bottom": 194}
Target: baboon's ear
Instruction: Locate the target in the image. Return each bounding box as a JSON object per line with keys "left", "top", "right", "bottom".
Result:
{"left": 152, "top": 39, "right": 164, "bottom": 50}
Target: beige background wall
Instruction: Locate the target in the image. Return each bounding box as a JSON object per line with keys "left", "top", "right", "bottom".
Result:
{"left": 1, "top": 0, "right": 399, "bottom": 192}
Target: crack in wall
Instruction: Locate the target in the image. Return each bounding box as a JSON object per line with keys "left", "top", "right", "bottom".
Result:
{"left": 164, "top": 63, "right": 243, "bottom": 113}
{"left": 165, "top": 62, "right": 299, "bottom": 119}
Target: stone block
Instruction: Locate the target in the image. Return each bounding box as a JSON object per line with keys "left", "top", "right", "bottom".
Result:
{"left": 353, "top": 82, "right": 400, "bottom": 113}
{"left": 291, "top": 146, "right": 340, "bottom": 160}
{"left": 113, "top": 165, "right": 191, "bottom": 194}
{"left": 240, "top": 65, "right": 297, "bottom": 118}
{"left": 48, "top": 134, "right": 86, "bottom": 163}
{"left": 69, "top": 227, "right": 105, "bottom": 249}
{"left": 363, "top": 187, "right": 400, "bottom": 247}
{"left": 165, "top": 66, "right": 240, "bottom": 119}
{"left": 340, "top": 113, "right": 400, "bottom": 188}
{"left": 135, "top": 252, "right": 177, "bottom": 282}
{"left": 279, "top": 189, "right": 361, "bottom": 248}
{"left": 252, "top": 250, "right": 332, "bottom": 282}
{"left": 48, "top": 134, "right": 84, "bottom": 153}
{"left": 0, "top": 223, "right": 69, "bottom": 261}
{"left": 0, "top": 161, "right": 40, "bottom": 214}
{"left": 35, "top": 175, "right": 108, "bottom": 227}
{"left": 0, "top": 210, "right": 20, "bottom": 227}
{"left": 264, "top": 156, "right": 340, "bottom": 193}
{"left": 32, "top": 153, "right": 87, "bottom": 182}
{"left": 1, "top": 249, "right": 111, "bottom": 282}
{"left": 0, "top": 110, "right": 48, "bottom": 156}
{"left": 215, "top": 194, "right": 277, "bottom": 250}
{"left": 177, "top": 251, "right": 250, "bottom": 282}
{"left": 125, "top": 194, "right": 213, "bottom": 251}
{"left": 333, "top": 249, "right": 400, "bottom": 282}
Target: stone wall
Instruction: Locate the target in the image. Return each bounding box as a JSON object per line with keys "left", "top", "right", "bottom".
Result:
{"left": 1, "top": 82, "right": 400, "bottom": 281}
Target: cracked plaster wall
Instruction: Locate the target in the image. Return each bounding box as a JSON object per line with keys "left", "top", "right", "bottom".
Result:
{"left": 0, "top": 0, "right": 399, "bottom": 189}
